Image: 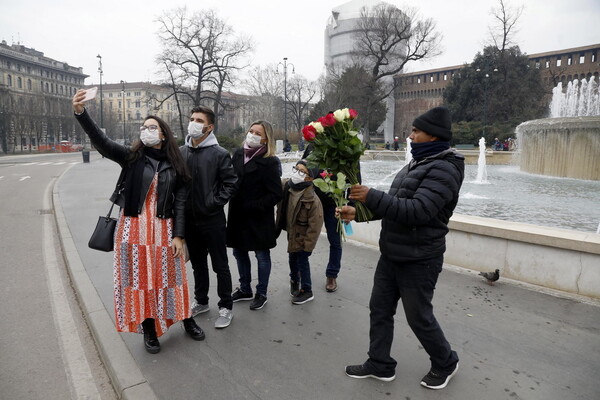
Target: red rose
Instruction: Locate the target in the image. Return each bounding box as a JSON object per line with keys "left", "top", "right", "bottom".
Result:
{"left": 348, "top": 109, "right": 358, "bottom": 120}
{"left": 320, "top": 171, "right": 329, "bottom": 179}
{"left": 302, "top": 125, "right": 317, "bottom": 141}
{"left": 317, "top": 113, "right": 336, "bottom": 127}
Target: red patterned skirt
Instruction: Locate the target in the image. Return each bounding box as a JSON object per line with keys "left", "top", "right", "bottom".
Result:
{"left": 113, "top": 174, "right": 190, "bottom": 337}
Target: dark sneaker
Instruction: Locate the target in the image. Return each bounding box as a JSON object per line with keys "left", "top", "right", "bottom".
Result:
{"left": 345, "top": 364, "right": 395, "bottom": 382}
{"left": 231, "top": 288, "right": 253, "bottom": 302}
{"left": 292, "top": 290, "right": 314, "bottom": 305}
{"left": 249, "top": 294, "right": 268, "bottom": 310}
{"left": 420, "top": 362, "right": 459, "bottom": 390}
{"left": 290, "top": 280, "right": 300, "bottom": 297}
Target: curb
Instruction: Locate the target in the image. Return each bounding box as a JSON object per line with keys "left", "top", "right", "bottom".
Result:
{"left": 52, "top": 168, "right": 158, "bottom": 400}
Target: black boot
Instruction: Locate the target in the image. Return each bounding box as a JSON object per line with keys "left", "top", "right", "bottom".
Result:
{"left": 182, "top": 317, "right": 205, "bottom": 341}
{"left": 141, "top": 318, "right": 160, "bottom": 354}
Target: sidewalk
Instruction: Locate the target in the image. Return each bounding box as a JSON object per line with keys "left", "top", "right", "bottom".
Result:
{"left": 55, "top": 154, "right": 600, "bottom": 400}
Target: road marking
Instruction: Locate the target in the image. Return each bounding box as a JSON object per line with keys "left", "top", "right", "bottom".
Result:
{"left": 38, "top": 162, "right": 52, "bottom": 165}
{"left": 22, "top": 162, "right": 37, "bottom": 166}
{"left": 20, "top": 176, "right": 31, "bottom": 181}
{"left": 42, "top": 180, "right": 101, "bottom": 399}
{"left": 54, "top": 162, "right": 66, "bottom": 165}
{"left": 70, "top": 162, "right": 80, "bottom": 165}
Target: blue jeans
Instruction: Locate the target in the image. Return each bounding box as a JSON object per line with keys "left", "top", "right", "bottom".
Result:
{"left": 289, "top": 251, "right": 312, "bottom": 292}
{"left": 232, "top": 248, "right": 271, "bottom": 297}
{"left": 323, "top": 203, "right": 342, "bottom": 278}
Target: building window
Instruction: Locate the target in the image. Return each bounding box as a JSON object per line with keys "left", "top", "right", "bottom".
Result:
{"left": 136, "top": 111, "right": 141, "bottom": 120}
{"left": 135, "top": 100, "right": 141, "bottom": 108}
{"left": 545, "top": 60, "right": 550, "bottom": 68}
{"left": 135, "top": 91, "right": 141, "bottom": 96}
{"left": 417, "top": 77, "right": 421, "bottom": 84}
{"left": 118, "top": 100, "right": 122, "bottom": 109}
{"left": 109, "top": 93, "right": 113, "bottom": 98}
{"left": 430, "top": 75, "right": 434, "bottom": 82}
{"left": 17, "top": 77, "right": 22, "bottom": 88}
{"left": 592, "top": 53, "right": 597, "bottom": 63}
{"left": 45, "top": 82, "right": 49, "bottom": 92}
{"left": 17, "top": 64, "right": 21, "bottom": 72}
{"left": 27, "top": 79, "right": 32, "bottom": 90}
{"left": 535, "top": 62, "right": 540, "bottom": 69}
{"left": 7, "top": 75, "right": 12, "bottom": 87}
{"left": 567, "top": 56, "right": 572, "bottom": 65}
{"left": 579, "top": 54, "right": 585, "bottom": 64}
{"left": 556, "top": 59, "right": 562, "bottom": 67}
{"left": 443, "top": 73, "right": 448, "bottom": 81}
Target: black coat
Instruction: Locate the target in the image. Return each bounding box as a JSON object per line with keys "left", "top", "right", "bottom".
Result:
{"left": 226, "top": 148, "right": 283, "bottom": 250}
{"left": 364, "top": 149, "right": 465, "bottom": 263}
{"left": 75, "top": 109, "right": 186, "bottom": 238}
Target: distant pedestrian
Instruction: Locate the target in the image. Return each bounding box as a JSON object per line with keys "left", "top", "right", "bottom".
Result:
{"left": 72, "top": 89, "right": 205, "bottom": 355}
{"left": 298, "top": 138, "right": 305, "bottom": 152}
{"left": 283, "top": 139, "right": 292, "bottom": 152}
{"left": 276, "top": 160, "right": 324, "bottom": 305}
{"left": 180, "top": 106, "right": 237, "bottom": 329}
{"left": 385, "top": 141, "right": 391, "bottom": 150}
{"left": 340, "top": 106, "right": 463, "bottom": 389}
{"left": 227, "top": 120, "right": 283, "bottom": 310}
{"left": 393, "top": 137, "right": 399, "bottom": 151}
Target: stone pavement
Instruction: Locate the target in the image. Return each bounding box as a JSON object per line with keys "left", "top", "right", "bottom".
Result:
{"left": 55, "top": 154, "right": 600, "bottom": 400}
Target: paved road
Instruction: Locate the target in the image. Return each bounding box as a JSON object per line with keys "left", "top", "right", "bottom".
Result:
{"left": 0, "top": 152, "right": 116, "bottom": 400}
{"left": 52, "top": 152, "right": 600, "bottom": 400}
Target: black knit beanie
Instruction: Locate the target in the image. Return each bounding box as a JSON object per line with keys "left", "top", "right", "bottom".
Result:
{"left": 412, "top": 107, "right": 452, "bottom": 141}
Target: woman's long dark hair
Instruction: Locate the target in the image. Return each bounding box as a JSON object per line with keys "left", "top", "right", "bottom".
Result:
{"left": 131, "top": 115, "right": 190, "bottom": 181}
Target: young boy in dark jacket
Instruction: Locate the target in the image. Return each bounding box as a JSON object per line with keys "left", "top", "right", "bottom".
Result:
{"left": 276, "top": 160, "right": 324, "bottom": 304}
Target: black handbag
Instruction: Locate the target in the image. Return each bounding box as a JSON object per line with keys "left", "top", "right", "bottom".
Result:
{"left": 88, "top": 168, "right": 125, "bottom": 252}
{"left": 88, "top": 203, "right": 117, "bottom": 251}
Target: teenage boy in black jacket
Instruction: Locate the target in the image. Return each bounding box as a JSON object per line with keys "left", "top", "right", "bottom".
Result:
{"left": 180, "top": 106, "right": 238, "bottom": 329}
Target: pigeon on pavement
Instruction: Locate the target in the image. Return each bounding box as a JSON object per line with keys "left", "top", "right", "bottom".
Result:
{"left": 479, "top": 269, "right": 500, "bottom": 285}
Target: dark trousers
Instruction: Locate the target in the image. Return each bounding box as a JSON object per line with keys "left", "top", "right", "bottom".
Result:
{"left": 323, "top": 203, "right": 342, "bottom": 278}
{"left": 289, "top": 251, "right": 312, "bottom": 291}
{"left": 186, "top": 219, "right": 233, "bottom": 310}
{"left": 365, "top": 255, "right": 458, "bottom": 375}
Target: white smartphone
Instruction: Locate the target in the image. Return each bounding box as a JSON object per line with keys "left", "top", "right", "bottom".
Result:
{"left": 82, "top": 87, "right": 98, "bottom": 102}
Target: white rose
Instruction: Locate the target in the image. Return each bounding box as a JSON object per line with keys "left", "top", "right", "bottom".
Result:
{"left": 333, "top": 109, "right": 346, "bottom": 122}
{"left": 310, "top": 121, "right": 324, "bottom": 133}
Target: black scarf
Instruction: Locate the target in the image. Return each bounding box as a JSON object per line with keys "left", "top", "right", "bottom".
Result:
{"left": 123, "top": 146, "right": 168, "bottom": 216}
{"left": 410, "top": 141, "right": 450, "bottom": 161}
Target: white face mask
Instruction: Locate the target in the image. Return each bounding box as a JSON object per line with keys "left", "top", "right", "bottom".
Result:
{"left": 290, "top": 168, "right": 307, "bottom": 184}
{"left": 140, "top": 128, "right": 161, "bottom": 147}
{"left": 245, "top": 132, "right": 263, "bottom": 148}
{"left": 188, "top": 121, "right": 205, "bottom": 139}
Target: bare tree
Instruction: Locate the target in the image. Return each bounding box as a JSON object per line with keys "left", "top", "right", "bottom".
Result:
{"left": 352, "top": 4, "right": 442, "bottom": 139}
{"left": 488, "top": 0, "right": 523, "bottom": 54}
{"left": 243, "top": 64, "right": 284, "bottom": 130}
{"left": 156, "top": 7, "right": 253, "bottom": 133}
{"left": 287, "top": 75, "right": 317, "bottom": 133}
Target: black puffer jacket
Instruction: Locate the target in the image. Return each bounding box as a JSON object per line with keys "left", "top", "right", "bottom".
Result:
{"left": 364, "top": 149, "right": 465, "bottom": 263}
{"left": 75, "top": 109, "right": 186, "bottom": 238}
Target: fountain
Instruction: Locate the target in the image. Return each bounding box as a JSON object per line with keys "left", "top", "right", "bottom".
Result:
{"left": 404, "top": 137, "right": 412, "bottom": 165}
{"left": 516, "top": 77, "right": 600, "bottom": 181}
{"left": 474, "top": 137, "right": 489, "bottom": 184}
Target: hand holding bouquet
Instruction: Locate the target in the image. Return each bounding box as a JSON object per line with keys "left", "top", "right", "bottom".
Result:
{"left": 302, "top": 108, "right": 373, "bottom": 240}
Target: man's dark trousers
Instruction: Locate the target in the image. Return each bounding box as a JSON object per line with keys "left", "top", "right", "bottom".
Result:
{"left": 365, "top": 255, "right": 458, "bottom": 375}
{"left": 186, "top": 213, "right": 233, "bottom": 310}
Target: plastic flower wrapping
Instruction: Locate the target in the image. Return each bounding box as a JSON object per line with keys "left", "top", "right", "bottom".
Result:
{"left": 301, "top": 108, "right": 372, "bottom": 240}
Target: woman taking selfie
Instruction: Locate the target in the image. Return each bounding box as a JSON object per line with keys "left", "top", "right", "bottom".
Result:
{"left": 72, "top": 89, "right": 204, "bottom": 354}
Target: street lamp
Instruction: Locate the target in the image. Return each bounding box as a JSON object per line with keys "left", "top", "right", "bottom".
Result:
{"left": 120, "top": 80, "right": 126, "bottom": 145}
{"left": 96, "top": 55, "right": 103, "bottom": 129}
{"left": 277, "top": 57, "right": 295, "bottom": 141}
{"left": 476, "top": 65, "right": 498, "bottom": 137}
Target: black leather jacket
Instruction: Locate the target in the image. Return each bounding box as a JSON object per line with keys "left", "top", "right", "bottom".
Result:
{"left": 75, "top": 109, "right": 186, "bottom": 238}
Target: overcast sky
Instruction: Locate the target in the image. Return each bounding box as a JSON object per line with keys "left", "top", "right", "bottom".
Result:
{"left": 2, "top": 0, "right": 599, "bottom": 89}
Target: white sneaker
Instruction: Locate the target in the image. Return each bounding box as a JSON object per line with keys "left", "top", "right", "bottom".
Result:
{"left": 191, "top": 301, "right": 209, "bottom": 317}
{"left": 214, "top": 307, "right": 233, "bottom": 329}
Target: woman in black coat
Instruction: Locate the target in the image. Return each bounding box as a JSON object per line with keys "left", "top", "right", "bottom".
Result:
{"left": 227, "top": 120, "right": 282, "bottom": 310}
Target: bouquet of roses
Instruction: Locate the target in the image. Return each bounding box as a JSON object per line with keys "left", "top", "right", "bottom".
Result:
{"left": 302, "top": 108, "right": 373, "bottom": 240}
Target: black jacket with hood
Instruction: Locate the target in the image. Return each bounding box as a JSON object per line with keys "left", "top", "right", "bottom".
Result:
{"left": 179, "top": 133, "right": 237, "bottom": 225}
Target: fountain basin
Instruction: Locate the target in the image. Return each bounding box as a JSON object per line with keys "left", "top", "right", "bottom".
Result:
{"left": 516, "top": 116, "right": 600, "bottom": 180}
